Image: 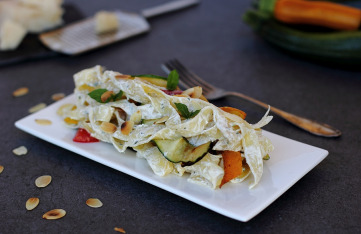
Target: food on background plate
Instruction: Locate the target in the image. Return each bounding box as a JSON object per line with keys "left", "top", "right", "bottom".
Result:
{"left": 243, "top": 10, "right": 361, "bottom": 67}
{"left": 0, "top": 19, "right": 27, "bottom": 50}
{"left": 95, "top": 11, "right": 120, "bottom": 34}
{"left": 246, "top": 1, "right": 361, "bottom": 67}
{"left": 57, "top": 66, "right": 274, "bottom": 189}
{"left": 258, "top": 0, "right": 361, "bottom": 31}
{"left": 0, "top": 0, "right": 64, "bottom": 50}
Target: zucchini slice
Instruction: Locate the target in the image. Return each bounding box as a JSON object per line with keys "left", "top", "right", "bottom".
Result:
{"left": 133, "top": 75, "right": 168, "bottom": 88}
{"left": 243, "top": 10, "right": 361, "bottom": 67}
{"left": 141, "top": 118, "right": 157, "bottom": 125}
{"left": 153, "top": 138, "right": 211, "bottom": 163}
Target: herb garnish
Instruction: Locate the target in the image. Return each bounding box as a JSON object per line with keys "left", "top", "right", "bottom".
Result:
{"left": 174, "top": 103, "right": 200, "bottom": 119}
{"left": 263, "top": 154, "right": 270, "bottom": 160}
{"left": 88, "top": 89, "right": 123, "bottom": 103}
{"left": 166, "top": 70, "right": 179, "bottom": 91}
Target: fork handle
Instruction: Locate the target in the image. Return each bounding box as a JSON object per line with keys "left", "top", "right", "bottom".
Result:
{"left": 226, "top": 91, "right": 341, "bottom": 137}
{"left": 141, "top": 0, "right": 200, "bottom": 18}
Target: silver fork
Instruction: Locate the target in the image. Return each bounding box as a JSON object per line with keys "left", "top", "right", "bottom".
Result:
{"left": 162, "top": 59, "right": 341, "bottom": 137}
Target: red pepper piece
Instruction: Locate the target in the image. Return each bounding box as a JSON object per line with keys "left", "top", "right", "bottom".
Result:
{"left": 161, "top": 89, "right": 183, "bottom": 96}
{"left": 73, "top": 128, "right": 99, "bottom": 143}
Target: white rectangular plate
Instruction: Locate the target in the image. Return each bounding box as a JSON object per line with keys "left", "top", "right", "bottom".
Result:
{"left": 15, "top": 94, "right": 328, "bottom": 222}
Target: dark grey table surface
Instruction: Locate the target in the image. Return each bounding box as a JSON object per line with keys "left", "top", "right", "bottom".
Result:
{"left": 1, "top": 0, "right": 360, "bottom": 233}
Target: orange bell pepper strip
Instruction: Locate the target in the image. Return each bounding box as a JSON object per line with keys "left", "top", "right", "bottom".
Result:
{"left": 220, "top": 151, "right": 243, "bottom": 188}
{"left": 220, "top": 107, "right": 247, "bottom": 119}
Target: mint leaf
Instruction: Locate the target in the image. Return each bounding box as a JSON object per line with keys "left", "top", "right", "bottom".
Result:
{"left": 88, "top": 89, "right": 123, "bottom": 103}
{"left": 167, "top": 70, "right": 179, "bottom": 91}
{"left": 113, "top": 90, "right": 123, "bottom": 101}
{"left": 189, "top": 109, "right": 200, "bottom": 118}
{"left": 174, "top": 103, "right": 190, "bottom": 118}
{"left": 174, "top": 102, "right": 200, "bottom": 119}
{"left": 88, "top": 89, "right": 108, "bottom": 103}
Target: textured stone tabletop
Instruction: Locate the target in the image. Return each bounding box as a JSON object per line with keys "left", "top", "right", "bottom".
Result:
{"left": 1, "top": 0, "right": 360, "bottom": 233}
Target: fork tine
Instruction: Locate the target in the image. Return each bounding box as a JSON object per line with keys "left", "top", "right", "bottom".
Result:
{"left": 163, "top": 60, "right": 198, "bottom": 88}
{"left": 170, "top": 59, "right": 215, "bottom": 91}
{"left": 164, "top": 59, "right": 215, "bottom": 92}
{"left": 167, "top": 60, "right": 204, "bottom": 88}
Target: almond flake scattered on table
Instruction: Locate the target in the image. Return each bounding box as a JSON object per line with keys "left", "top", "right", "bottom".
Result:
{"left": 0, "top": 165, "right": 4, "bottom": 174}
{"left": 51, "top": 93, "right": 65, "bottom": 101}
{"left": 35, "top": 175, "right": 52, "bottom": 188}
{"left": 42, "top": 209, "right": 66, "bottom": 220}
{"left": 86, "top": 198, "right": 103, "bottom": 208}
{"left": 29, "top": 103, "right": 47, "bottom": 113}
{"left": 26, "top": 197, "right": 40, "bottom": 211}
{"left": 13, "top": 87, "right": 29, "bottom": 97}
{"left": 12, "top": 146, "right": 28, "bottom": 156}
{"left": 114, "top": 227, "right": 126, "bottom": 233}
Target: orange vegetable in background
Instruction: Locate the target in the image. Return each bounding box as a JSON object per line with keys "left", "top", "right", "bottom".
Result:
{"left": 274, "top": 0, "right": 361, "bottom": 31}
{"left": 220, "top": 151, "right": 243, "bottom": 188}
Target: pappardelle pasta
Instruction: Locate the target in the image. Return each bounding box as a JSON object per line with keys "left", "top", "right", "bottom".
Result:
{"left": 57, "top": 66, "right": 274, "bottom": 189}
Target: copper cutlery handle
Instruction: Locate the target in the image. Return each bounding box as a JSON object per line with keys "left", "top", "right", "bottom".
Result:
{"left": 227, "top": 91, "right": 342, "bottom": 137}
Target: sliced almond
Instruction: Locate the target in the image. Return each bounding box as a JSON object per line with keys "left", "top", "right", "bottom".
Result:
{"left": 86, "top": 198, "right": 103, "bottom": 208}
{"left": 12, "top": 146, "right": 28, "bottom": 156}
{"left": 35, "top": 175, "right": 52, "bottom": 188}
{"left": 128, "top": 98, "right": 140, "bottom": 105}
{"left": 26, "top": 197, "right": 40, "bottom": 211}
{"left": 29, "top": 103, "right": 47, "bottom": 113}
{"left": 35, "top": 119, "right": 52, "bottom": 125}
{"left": 193, "top": 86, "right": 203, "bottom": 98}
{"left": 42, "top": 209, "right": 66, "bottom": 220}
{"left": 13, "top": 87, "right": 29, "bottom": 97}
{"left": 101, "top": 90, "right": 114, "bottom": 103}
{"left": 182, "top": 86, "right": 202, "bottom": 99}
{"left": 129, "top": 110, "right": 142, "bottom": 124}
{"left": 115, "top": 74, "right": 131, "bottom": 79}
{"left": 121, "top": 121, "right": 134, "bottom": 135}
{"left": 51, "top": 93, "right": 65, "bottom": 101}
{"left": 0, "top": 165, "right": 4, "bottom": 174}
{"left": 115, "top": 108, "right": 127, "bottom": 121}
{"left": 114, "top": 227, "right": 126, "bottom": 233}
{"left": 100, "top": 122, "right": 117, "bottom": 133}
